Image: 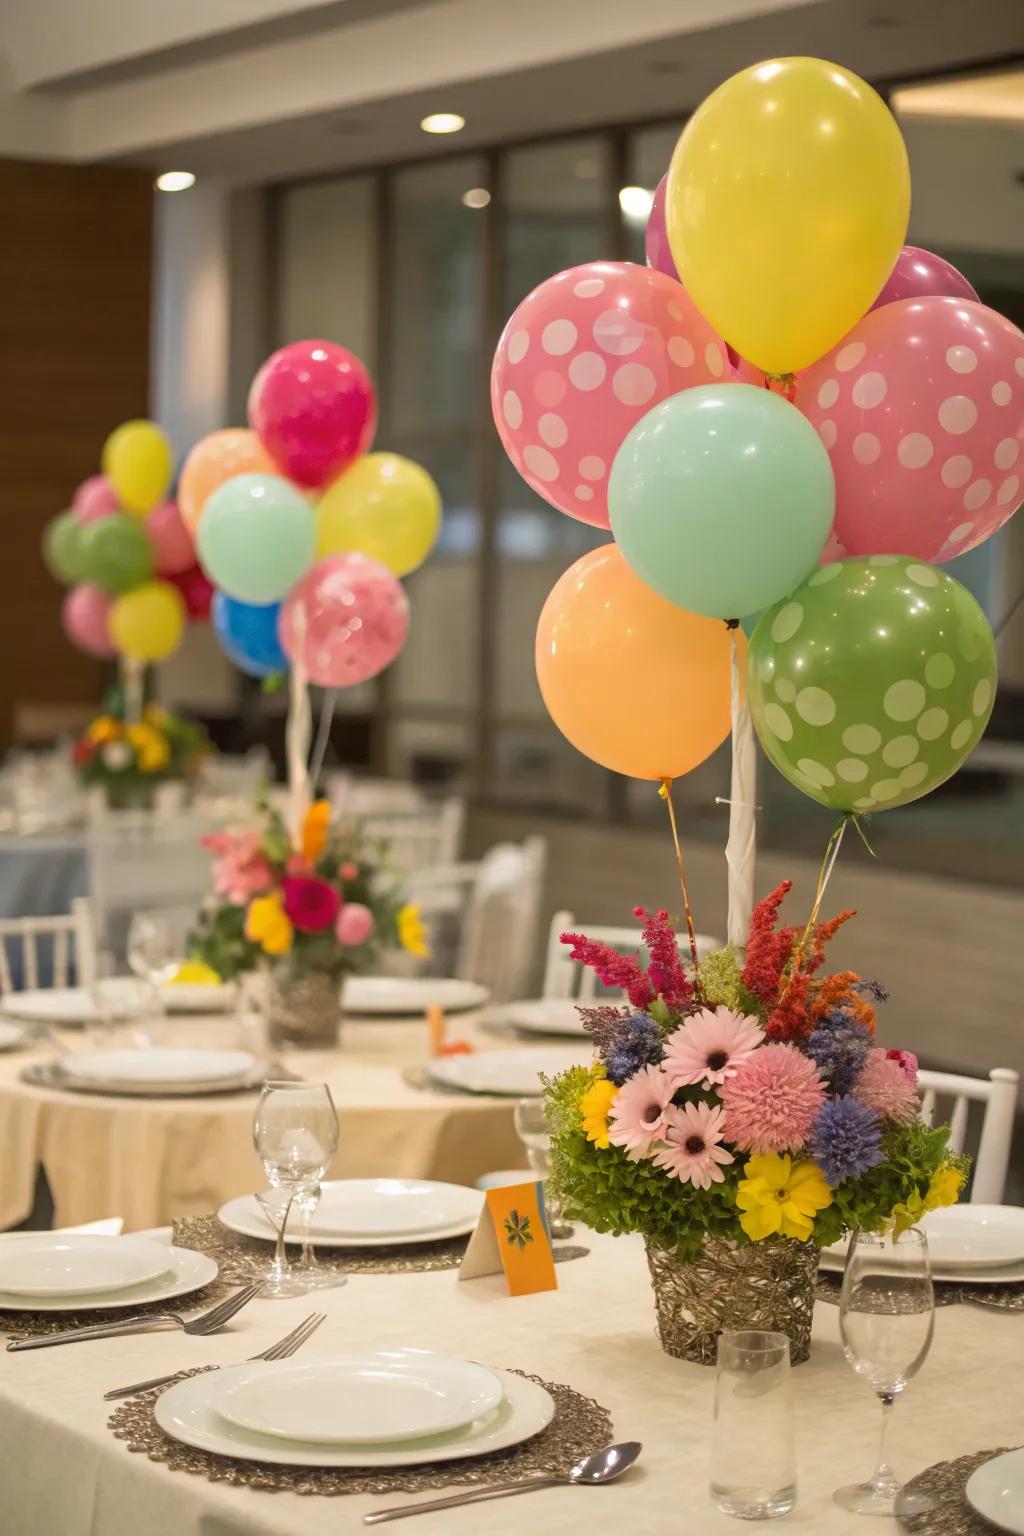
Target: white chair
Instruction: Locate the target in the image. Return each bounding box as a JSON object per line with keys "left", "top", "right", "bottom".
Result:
{"left": 0, "top": 898, "right": 95, "bottom": 992}
{"left": 327, "top": 773, "right": 425, "bottom": 818}
{"left": 200, "top": 749, "right": 272, "bottom": 800}
{"left": 359, "top": 796, "right": 465, "bottom": 878}
{"left": 917, "top": 1067, "right": 1019, "bottom": 1205}
{"left": 542, "top": 909, "right": 721, "bottom": 1001}
{"left": 86, "top": 812, "right": 216, "bottom": 957}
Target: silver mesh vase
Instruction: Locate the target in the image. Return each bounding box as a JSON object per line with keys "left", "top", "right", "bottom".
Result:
{"left": 267, "top": 969, "right": 343, "bottom": 1049}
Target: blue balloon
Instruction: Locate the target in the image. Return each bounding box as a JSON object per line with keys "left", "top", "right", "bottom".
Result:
{"left": 212, "top": 593, "right": 287, "bottom": 678}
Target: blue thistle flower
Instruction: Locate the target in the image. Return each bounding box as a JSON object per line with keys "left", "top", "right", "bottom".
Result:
{"left": 601, "top": 1010, "right": 663, "bottom": 1085}
{"left": 810, "top": 1096, "right": 884, "bottom": 1185}
{"left": 804, "top": 1011, "right": 872, "bottom": 1095}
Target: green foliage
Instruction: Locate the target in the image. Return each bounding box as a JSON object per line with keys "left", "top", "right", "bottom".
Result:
{"left": 698, "top": 945, "right": 745, "bottom": 1011}
{"left": 811, "top": 1119, "right": 955, "bottom": 1245}
{"left": 187, "top": 901, "right": 259, "bottom": 982}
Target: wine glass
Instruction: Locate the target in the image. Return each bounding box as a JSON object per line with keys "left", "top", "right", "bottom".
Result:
{"left": 513, "top": 1097, "right": 573, "bottom": 1240}
{"left": 88, "top": 951, "right": 162, "bottom": 1049}
{"left": 252, "top": 1080, "right": 339, "bottom": 1298}
{"left": 835, "top": 1227, "right": 935, "bottom": 1517}
{"left": 127, "top": 911, "right": 177, "bottom": 987}
{"left": 293, "top": 1184, "right": 347, "bottom": 1290}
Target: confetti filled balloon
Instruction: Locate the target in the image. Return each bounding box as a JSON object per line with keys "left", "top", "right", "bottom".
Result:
{"left": 279, "top": 553, "right": 409, "bottom": 688}
{"left": 870, "top": 245, "right": 979, "bottom": 313}
{"left": 178, "top": 429, "right": 276, "bottom": 539}
{"left": 795, "top": 298, "right": 1024, "bottom": 562}
{"left": 747, "top": 557, "right": 997, "bottom": 815}
{"left": 249, "top": 340, "right": 377, "bottom": 490}
{"left": 491, "top": 260, "right": 729, "bottom": 529}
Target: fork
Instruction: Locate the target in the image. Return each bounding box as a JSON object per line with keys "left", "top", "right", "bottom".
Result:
{"left": 103, "top": 1309, "right": 326, "bottom": 1398}
{"left": 7, "top": 1280, "right": 264, "bottom": 1352}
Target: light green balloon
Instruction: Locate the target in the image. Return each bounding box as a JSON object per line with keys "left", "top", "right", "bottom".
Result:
{"left": 608, "top": 384, "right": 834, "bottom": 620}
{"left": 747, "top": 556, "right": 997, "bottom": 814}
{"left": 197, "top": 473, "right": 315, "bottom": 603}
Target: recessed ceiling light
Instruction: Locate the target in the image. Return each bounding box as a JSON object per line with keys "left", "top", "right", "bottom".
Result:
{"left": 461, "top": 187, "right": 491, "bottom": 209}
{"left": 154, "top": 170, "right": 196, "bottom": 192}
{"left": 618, "top": 185, "right": 654, "bottom": 222}
{"left": 420, "top": 112, "right": 465, "bottom": 135}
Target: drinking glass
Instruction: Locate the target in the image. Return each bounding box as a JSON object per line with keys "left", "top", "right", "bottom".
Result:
{"left": 88, "top": 951, "right": 162, "bottom": 1049}
{"left": 710, "top": 1330, "right": 796, "bottom": 1520}
{"left": 835, "top": 1227, "right": 935, "bottom": 1517}
{"left": 513, "top": 1097, "right": 573, "bottom": 1239}
{"left": 252, "top": 1080, "right": 339, "bottom": 1298}
{"left": 294, "top": 1184, "right": 347, "bottom": 1290}
{"left": 127, "top": 911, "right": 178, "bottom": 987}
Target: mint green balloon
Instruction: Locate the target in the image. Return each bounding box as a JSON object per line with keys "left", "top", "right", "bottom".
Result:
{"left": 608, "top": 384, "right": 834, "bottom": 620}
{"left": 197, "top": 473, "right": 315, "bottom": 603}
{"left": 748, "top": 556, "right": 997, "bottom": 814}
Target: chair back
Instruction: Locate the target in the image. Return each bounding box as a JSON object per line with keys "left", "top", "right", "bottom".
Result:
{"left": 360, "top": 796, "right": 465, "bottom": 877}
{"left": 0, "top": 898, "right": 95, "bottom": 992}
{"left": 86, "top": 811, "right": 215, "bottom": 958}
{"left": 917, "top": 1066, "right": 1019, "bottom": 1204}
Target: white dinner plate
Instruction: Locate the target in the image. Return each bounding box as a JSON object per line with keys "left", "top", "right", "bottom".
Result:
{"left": 487, "top": 999, "right": 589, "bottom": 1038}
{"left": 157, "top": 1365, "right": 554, "bottom": 1468}
{"left": 217, "top": 1186, "right": 482, "bottom": 1249}
{"left": 0, "top": 1233, "right": 172, "bottom": 1297}
{"left": 216, "top": 1353, "right": 504, "bottom": 1445}
{"left": 304, "top": 1179, "right": 484, "bottom": 1238}
{"left": 967, "top": 1448, "right": 1024, "bottom": 1535}
{"left": 0, "top": 1244, "right": 217, "bottom": 1312}
{"left": 427, "top": 1046, "right": 592, "bottom": 1098}
{"left": 820, "top": 1205, "right": 1024, "bottom": 1275}
{"left": 343, "top": 976, "right": 491, "bottom": 1016}
{"left": 62, "top": 1049, "right": 257, "bottom": 1088}
{"left": 0, "top": 988, "right": 98, "bottom": 1026}
{"left": 160, "top": 983, "right": 236, "bottom": 1014}
{"left": 0, "top": 1021, "right": 26, "bottom": 1051}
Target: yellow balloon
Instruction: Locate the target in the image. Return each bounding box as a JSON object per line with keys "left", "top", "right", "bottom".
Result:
{"left": 316, "top": 453, "right": 441, "bottom": 577}
{"left": 109, "top": 581, "right": 185, "bottom": 662}
{"left": 666, "top": 58, "right": 909, "bottom": 375}
{"left": 102, "top": 420, "right": 173, "bottom": 516}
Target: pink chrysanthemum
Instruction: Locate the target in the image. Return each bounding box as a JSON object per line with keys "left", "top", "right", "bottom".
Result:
{"left": 662, "top": 1008, "right": 765, "bottom": 1089}
{"left": 651, "top": 1101, "right": 734, "bottom": 1190}
{"left": 854, "top": 1048, "right": 921, "bottom": 1123}
{"left": 719, "top": 1043, "right": 827, "bottom": 1154}
{"left": 607, "top": 1064, "right": 674, "bottom": 1159}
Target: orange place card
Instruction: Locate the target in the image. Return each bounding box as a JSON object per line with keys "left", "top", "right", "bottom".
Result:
{"left": 426, "top": 1003, "right": 446, "bottom": 1057}
{"left": 458, "top": 1180, "right": 557, "bottom": 1296}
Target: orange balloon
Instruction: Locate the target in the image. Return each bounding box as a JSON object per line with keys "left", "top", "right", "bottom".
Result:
{"left": 178, "top": 429, "right": 276, "bottom": 539}
{"left": 536, "top": 545, "right": 741, "bottom": 781}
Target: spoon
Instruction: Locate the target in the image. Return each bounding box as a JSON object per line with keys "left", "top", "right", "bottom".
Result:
{"left": 362, "top": 1440, "right": 642, "bottom": 1524}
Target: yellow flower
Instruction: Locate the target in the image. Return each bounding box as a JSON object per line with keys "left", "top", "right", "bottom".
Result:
{"left": 890, "top": 1163, "right": 965, "bottom": 1238}
{"left": 126, "top": 722, "right": 170, "bottom": 773}
{"left": 86, "top": 715, "right": 122, "bottom": 745}
{"left": 397, "top": 902, "right": 430, "bottom": 959}
{"left": 166, "top": 960, "right": 222, "bottom": 987}
{"left": 737, "top": 1153, "right": 833, "bottom": 1242}
{"left": 580, "top": 1078, "right": 618, "bottom": 1150}
{"left": 245, "top": 892, "right": 293, "bottom": 956}
{"left": 301, "top": 799, "right": 331, "bottom": 866}
{"left": 144, "top": 704, "right": 169, "bottom": 726}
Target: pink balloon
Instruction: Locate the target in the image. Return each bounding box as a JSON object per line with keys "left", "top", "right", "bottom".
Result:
{"left": 170, "top": 565, "right": 215, "bottom": 623}
{"left": 645, "top": 174, "right": 678, "bottom": 281}
{"left": 146, "top": 500, "right": 195, "bottom": 576}
{"left": 248, "top": 340, "right": 377, "bottom": 489}
{"left": 491, "top": 260, "right": 729, "bottom": 528}
{"left": 796, "top": 297, "right": 1024, "bottom": 562}
{"left": 73, "top": 475, "right": 120, "bottom": 524}
{"left": 871, "top": 245, "right": 979, "bottom": 313}
{"left": 336, "top": 902, "right": 375, "bottom": 946}
{"left": 62, "top": 584, "right": 116, "bottom": 658}
{"left": 279, "top": 553, "right": 408, "bottom": 688}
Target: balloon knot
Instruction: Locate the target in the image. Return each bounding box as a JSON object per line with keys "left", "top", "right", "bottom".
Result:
{"left": 658, "top": 777, "right": 672, "bottom": 800}
{"left": 725, "top": 618, "right": 740, "bottom": 630}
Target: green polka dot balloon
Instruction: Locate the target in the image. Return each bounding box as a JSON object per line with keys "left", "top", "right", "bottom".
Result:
{"left": 747, "top": 556, "right": 997, "bottom": 814}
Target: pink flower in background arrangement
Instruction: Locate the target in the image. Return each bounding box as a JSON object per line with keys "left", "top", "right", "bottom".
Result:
{"left": 719, "top": 1043, "right": 827, "bottom": 1154}
{"left": 651, "top": 1101, "right": 734, "bottom": 1189}
{"left": 854, "top": 1049, "right": 921, "bottom": 1123}
{"left": 885, "top": 1048, "right": 919, "bottom": 1083}
{"left": 202, "top": 831, "right": 274, "bottom": 906}
{"left": 281, "top": 876, "right": 341, "bottom": 933}
{"left": 340, "top": 862, "right": 359, "bottom": 881}
{"left": 607, "top": 1064, "right": 674, "bottom": 1158}
{"left": 662, "top": 1008, "right": 765, "bottom": 1089}
{"left": 336, "top": 902, "right": 375, "bottom": 947}
{"left": 285, "top": 853, "right": 312, "bottom": 877}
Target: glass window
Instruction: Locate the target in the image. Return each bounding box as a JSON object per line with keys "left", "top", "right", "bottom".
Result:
{"left": 621, "top": 123, "right": 684, "bottom": 263}
{"left": 275, "top": 177, "right": 376, "bottom": 369}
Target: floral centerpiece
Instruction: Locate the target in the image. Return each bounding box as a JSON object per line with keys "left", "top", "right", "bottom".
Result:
{"left": 545, "top": 884, "right": 967, "bottom": 1365}
{"left": 72, "top": 706, "right": 211, "bottom": 808}
{"left": 188, "top": 798, "right": 426, "bottom": 1048}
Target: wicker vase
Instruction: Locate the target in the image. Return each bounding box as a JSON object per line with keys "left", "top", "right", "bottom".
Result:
{"left": 645, "top": 1235, "right": 818, "bottom": 1366}
{"left": 266, "top": 969, "right": 343, "bottom": 1050}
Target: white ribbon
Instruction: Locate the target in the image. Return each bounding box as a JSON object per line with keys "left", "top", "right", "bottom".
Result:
{"left": 285, "top": 604, "right": 312, "bottom": 844}
{"left": 726, "top": 628, "right": 757, "bottom": 949}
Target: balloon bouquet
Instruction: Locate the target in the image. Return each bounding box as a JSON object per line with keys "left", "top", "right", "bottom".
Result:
{"left": 493, "top": 57, "right": 1021, "bottom": 943}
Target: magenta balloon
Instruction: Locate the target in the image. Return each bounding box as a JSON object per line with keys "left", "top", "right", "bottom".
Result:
{"left": 644, "top": 174, "right": 679, "bottom": 280}
{"left": 871, "top": 245, "right": 979, "bottom": 312}
{"left": 62, "top": 583, "right": 116, "bottom": 658}
{"left": 248, "top": 340, "right": 377, "bottom": 490}
{"left": 73, "top": 475, "right": 120, "bottom": 524}
{"left": 796, "top": 297, "right": 1024, "bottom": 562}
{"left": 279, "top": 553, "right": 409, "bottom": 688}
{"left": 146, "top": 500, "right": 195, "bottom": 576}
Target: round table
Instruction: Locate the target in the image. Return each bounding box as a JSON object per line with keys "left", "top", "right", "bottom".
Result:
{"left": 0, "top": 1011, "right": 535, "bottom": 1232}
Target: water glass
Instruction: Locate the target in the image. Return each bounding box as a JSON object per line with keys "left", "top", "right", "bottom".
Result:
{"left": 711, "top": 1330, "right": 796, "bottom": 1520}
{"left": 513, "top": 1097, "right": 573, "bottom": 1239}
{"left": 252, "top": 1080, "right": 339, "bottom": 1297}
{"left": 88, "top": 952, "right": 163, "bottom": 1048}
{"left": 127, "top": 911, "right": 178, "bottom": 986}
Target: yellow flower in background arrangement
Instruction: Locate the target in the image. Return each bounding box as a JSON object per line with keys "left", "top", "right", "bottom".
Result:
{"left": 890, "top": 1163, "right": 965, "bottom": 1238}
{"left": 126, "top": 722, "right": 170, "bottom": 773}
{"left": 143, "top": 704, "right": 169, "bottom": 726}
{"left": 736, "top": 1152, "right": 832, "bottom": 1242}
{"left": 167, "top": 960, "right": 222, "bottom": 986}
{"left": 86, "top": 715, "right": 122, "bottom": 745}
{"left": 245, "top": 891, "right": 294, "bottom": 956}
{"left": 580, "top": 1078, "right": 618, "bottom": 1150}
{"left": 301, "top": 799, "right": 331, "bottom": 866}
{"left": 397, "top": 902, "right": 429, "bottom": 959}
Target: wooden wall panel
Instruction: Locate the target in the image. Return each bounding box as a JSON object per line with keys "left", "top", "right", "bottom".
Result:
{"left": 0, "top": 157, "right": 153, "bottom": 747}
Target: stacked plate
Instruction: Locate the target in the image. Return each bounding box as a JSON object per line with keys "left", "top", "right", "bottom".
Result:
{"left": 820, "top": 1205, "right": 1024, "bottom": 1284}
{"left": 426, "top": 1046, "right": 593, "bottom": 1097}
{"left": 0, "top": 984, "right": 235, "bottom": 1027}
{"left": 155, "top": 1349, "right": 555, "bottom": 1469}
{"left": 343, "top": 977, "right": 491, "bottom": 1016}
{"left": 486, "top": 998, "right": 589, "bottom": 1038}
{"left": 219, "top": 1178, "right": 484, "bottom": 1248}
{"left": 968, "top": 1449, "right": 1024, "bottom": 1534}
{"left": 0, "top": 1021, "right": 27, "bottom": 1052}
{"left": 0, "top": 1232, "right": 217, "bottom": 1313}
{"left": 36, "top": 1048, "right": 266, "bottom": 1098}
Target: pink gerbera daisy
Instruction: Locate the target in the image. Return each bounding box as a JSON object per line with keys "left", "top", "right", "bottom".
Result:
{"left": 651, "top": 1101, "right": 734, "bottom": 1189}
{"left": 854, "top": 1048, "right": 920, "bottom": 1123}
{"left": 719, "top": 1043, "right": 827, "bottom": 1154}
{"left": 662, "top": 1008, "right": 765, "bottom": 1089}
{"left": 607, "top": 1064, "right": 674, "bottom": 1159}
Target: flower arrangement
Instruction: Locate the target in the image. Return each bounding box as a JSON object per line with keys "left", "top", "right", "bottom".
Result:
{"left": 72, "top": 706, "right": 210, "bottom": 803}
{"left": 545, "top": 886, "right": 968, "bottom": 1261}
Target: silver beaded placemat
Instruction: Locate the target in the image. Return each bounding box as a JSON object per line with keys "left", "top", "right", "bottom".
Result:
{"left": 897, "top": 1447, "right": 1022, "bottom": 1533}
{"left": 173, "top": 1214, "right": 471, "bottom": 1279}
{"left": 816, "top": 1274, "right": 1024, "bottom": 1310}
{"left": 107, "top": 1368, "right": 613, "bottom": 1497}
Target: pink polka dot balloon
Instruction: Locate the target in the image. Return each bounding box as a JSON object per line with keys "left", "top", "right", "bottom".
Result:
{"left": 279, "top": 552, "right": 409, "bottom": 689}
{"left": 491, "top": 260, "right": 730, "bottom": 529}
{"left": 795, "top": 298, "right": 1024, "bottom": 562}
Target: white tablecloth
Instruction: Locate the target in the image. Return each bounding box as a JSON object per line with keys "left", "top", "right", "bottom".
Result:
{"left": 0, "top": 1229, "right": 1019, "bottom": 1535}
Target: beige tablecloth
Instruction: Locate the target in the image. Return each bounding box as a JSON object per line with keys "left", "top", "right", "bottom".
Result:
{"left": 0, "top": 1012, "right": 531, "bottom": 1231}
{"left": 1, "top": 1228, "right": 1020, "bottom": 1535}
